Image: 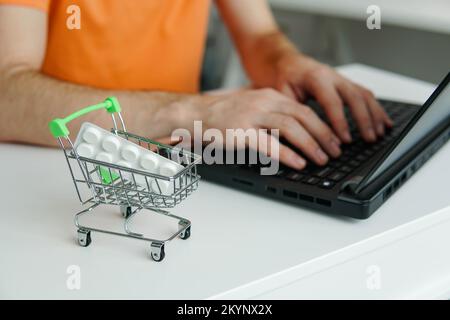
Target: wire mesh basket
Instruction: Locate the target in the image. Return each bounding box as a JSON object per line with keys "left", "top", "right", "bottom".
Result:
{"left": 49, "top": 97, "right": 201, "bottom": 261}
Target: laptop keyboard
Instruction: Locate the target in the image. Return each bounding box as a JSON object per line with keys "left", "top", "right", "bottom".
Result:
{"left": 248, "top": 100, "right": 418, "bottom": 189}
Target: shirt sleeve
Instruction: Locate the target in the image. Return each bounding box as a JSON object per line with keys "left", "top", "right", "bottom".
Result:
{"left": 0, "top": 0, "right": 50, "bottom": 12}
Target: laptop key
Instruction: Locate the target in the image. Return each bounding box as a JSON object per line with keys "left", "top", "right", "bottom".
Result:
{"left": 372, "top": 144, "right": 382, "bottom": 151}
{"left": 318, "top": 180, "right": 335, "bottom": 189}
{"left": 356, "top": 154, "right": 367, "bottom": 162}
{"left": 314, "top": 167, "right": 333, "bottom": 177}
{"left": 328, "top": 161, "right": 343, "bottom": 168}
{"left": 349, "top": 160, "right": 360, "bottom": 167}
{"left": 304, "top": 176, "right": 320, "bottom": 185}
{"left": 286, "top": 172, "right": 304, "bottom": 181}
{"left": 328, "top": 171, "right": 347, "bottom": 182}
{"left": 350, "top": 146, "right": 362, "bottom": 153}
{"left": 343, "top": 150, "right": 355, "bottom": 157}
{"left": 340, "top": 165, "right": 352, "bottom": 173}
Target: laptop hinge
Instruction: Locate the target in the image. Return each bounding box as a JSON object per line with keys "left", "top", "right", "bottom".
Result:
{"left": 339, "top": 175, "right": 364, "bottom": 195}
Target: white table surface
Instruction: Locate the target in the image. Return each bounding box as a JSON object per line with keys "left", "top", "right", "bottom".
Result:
{"left": 1, "top": 64, "right": 450, "bottom": 299}
{"left": 269, "top": 0, "right": 450, "bottom": 35}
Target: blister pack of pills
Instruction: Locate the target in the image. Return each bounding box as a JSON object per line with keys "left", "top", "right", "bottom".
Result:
{"left": 73, "top": 122, "right": 184, "bottom": 194}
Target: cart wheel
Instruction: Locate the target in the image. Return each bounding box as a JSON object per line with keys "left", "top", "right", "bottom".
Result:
{"left": 120, "top": 205, "right": 132, "bottom": 218}
{"left": 150, "top": 242, "right": 165, "bottom": 262}
{"left": 77, "top": 229, "right": 91, "bottom": 247}
{"left": 180, "top": 226, "right": 191, "bottom": 240}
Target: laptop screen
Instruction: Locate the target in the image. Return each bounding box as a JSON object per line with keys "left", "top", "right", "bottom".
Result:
{"left": 356, "top": 73, "right": 450, "bottom": 191}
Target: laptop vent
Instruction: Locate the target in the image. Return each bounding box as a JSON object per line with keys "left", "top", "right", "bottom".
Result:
{"left": 283, "top": 189, "right": 297, "bottom": 198}
{"left": 383, "top": 172, "right": 409, "bottom": 200}
{"left": 232, "top": 178, "right": 333, "bottom": 208}
{"left": 299, "top": 193, "right": 314, "bottom": 203}
{"left": 281, "top": 189, "right": 330, "bottom": 207}
{"left": 316, "top": 198, "right": 332, "bottom": 207}
{"left": 266, "top": 186, "right": 277, "bottom": 194}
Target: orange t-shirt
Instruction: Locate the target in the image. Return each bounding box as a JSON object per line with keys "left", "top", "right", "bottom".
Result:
{"left": 0, "top": 0, "right": 210, "bottom": 92}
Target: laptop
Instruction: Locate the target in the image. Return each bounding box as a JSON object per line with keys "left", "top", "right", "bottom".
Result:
{"left": 198, "top": 72, "right": 450, "bottom": 219}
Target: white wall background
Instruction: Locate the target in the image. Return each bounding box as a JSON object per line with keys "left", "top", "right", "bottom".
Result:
{"left": 201, "top": 0, "right": 450, "bottom": 90}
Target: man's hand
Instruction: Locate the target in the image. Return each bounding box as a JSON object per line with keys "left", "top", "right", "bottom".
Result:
{"left": 199, "top": 88, "right": 343, "bottom": 169}
{"left": 217, "top": 0, "right": 393, "bottom": 148}
{"left": 272, "top": 52, "right": 393, "bottom": 143}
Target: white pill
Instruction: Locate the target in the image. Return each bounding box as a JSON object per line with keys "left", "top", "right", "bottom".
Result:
{"left": 151, "top": 180, "right": 172, "bottom": 195}
{"left": 82, "top": 126, "right": 102, "bottom": 144}
{"left": 117, "top": 161, "right": 148, "bottom": 186}
{"left": 159, "top": 162, "right": 182, "bottom": 177}
{"left": 116, "top": 161, "right": 132, "bottom": 180}
{"left": 117, "top": 160, "right": 132, "bottom": 169}
{"left": 102, "top": 135, "right": 121, "bottom": 153}
{"left": 76, "top": 143, "right": 95, "bottom": 158}
{"left": 121, "top": 145, "right": 139, "bottom": 161}
{"left": 139, "top": 153, "right": 159, "bottom": 171}
{"left": 96, "top": 152, "right": 113, "bottom": 163}
{"left": 135, "top": 176, "right": 148, "bottom": 187}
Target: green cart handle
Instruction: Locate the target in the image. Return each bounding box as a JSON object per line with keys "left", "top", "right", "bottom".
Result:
{"left": 49, "top": 96, "right": 121, "bottom": 138}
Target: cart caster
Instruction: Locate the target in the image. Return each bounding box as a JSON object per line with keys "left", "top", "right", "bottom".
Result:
{"left": 120, "top": 205, "right": 132, "bottom": 218}
{"left": 178, "top": 220, "right": 191, "bottom": 240}
{"left": 77, "top": 229, "right": 91, "bottom": 247}
{"left": 150, "top": 242, "right": 165, "bottom": 262}
{"left": 180, "top": 226, "right": 191, "bottom": 240}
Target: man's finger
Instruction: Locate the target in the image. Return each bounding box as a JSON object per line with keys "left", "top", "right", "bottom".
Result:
{"left": 367, "top": 96, "right": 387, "bottom": 136}
{"left": 337, "top": 82, "right": 377, "bottom": 142}
{"left": 307, "top": 79, "right": 352, "bottom": 143}
{"left": 257, "top": 130, "right": 307, "bottom": 170}
{"left": 354, "top": 84, "right": 394, "bottom": 134}
{"left": 276, "top": 102, "right": 342, "bottom": 158}
{"left": 154, "top": 136, "right": 182, "bottom": 145}
{"left": 260, "top": 114, "right": 329, "bottom": 166}
{"left": 277, "top": 82, "right": 297, "bottom": 100}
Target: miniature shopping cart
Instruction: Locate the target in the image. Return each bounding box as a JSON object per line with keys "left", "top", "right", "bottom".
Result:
{"left": 49, "top": 97, "right": 201, "bottom": 262}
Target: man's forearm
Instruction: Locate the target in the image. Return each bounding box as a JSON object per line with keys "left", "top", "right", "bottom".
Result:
{"left": 0, "top": 69, "right": 205, "bottom": 146}
{"left": 215, "top": 0, "right": 299, "bottom": 88}
{"left": 239, "top": 31, "right": 300, "bottom": 87}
